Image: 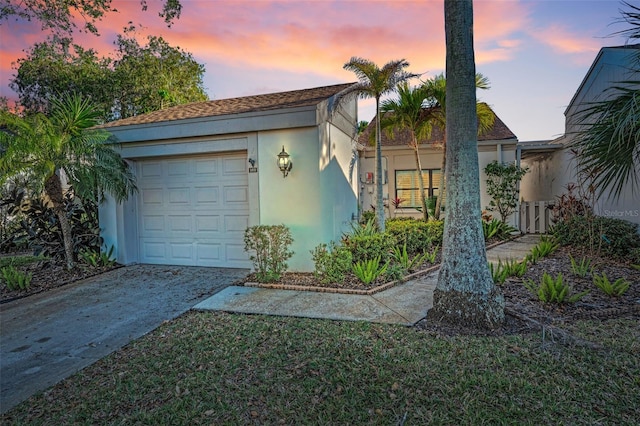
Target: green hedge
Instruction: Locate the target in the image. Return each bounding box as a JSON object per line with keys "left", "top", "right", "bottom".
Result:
{"left": 385, "top": 218, "right": 444, "bottom": 255}
{"left": 551, "top": 215, "right": 640, "bottom": 261}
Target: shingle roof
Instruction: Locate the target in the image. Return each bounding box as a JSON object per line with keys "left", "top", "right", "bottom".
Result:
{"left": 358, "top": 104, "right": 517, "bottom": 148}
{"left": 99, "top": 83, "right": 356, "bottom": 128}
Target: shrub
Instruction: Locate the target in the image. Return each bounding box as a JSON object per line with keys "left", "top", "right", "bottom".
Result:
{"left": 484, "top": 160, "right": 529, "bottom": 223}
{"left": 488, "top": 262, "right": 509, "bottom": 284}
{"left": 386, "top": 218, "right": 443, "bottom": 254}
{"left": 524, "top": 272, "right": 589, "bottom": 303}
{"left": 1, "top": 265, "right": 32, "bottom": 291}
{"left": 352, "top": 257, "right": 388, "bottom": 285}
{"left": 551, "top": 215, "right": 640, "bottom": 260}
{"left": 593, "top": 273, "right": 630, "bottom": 297}
{"left": 527, "top": 237, "right": 559, "bottom": 263}
{"left": 310, "top": 242, "right": 352, "bottom": 284}
{"left": 0, "top": 187, "right": 102, "bottom": 261}
{"left": 244, "top": 225, "right": 294, "bottom": 283}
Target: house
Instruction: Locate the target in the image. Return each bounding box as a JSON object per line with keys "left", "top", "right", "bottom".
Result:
{"left": 357, "top": 105, "right": 520, "bottom": 225}
{"left": 519, "top": 44, "right": 640, "bottom": 230}
{"left": 98, "top": 83, "right": 360, "bottom": 272}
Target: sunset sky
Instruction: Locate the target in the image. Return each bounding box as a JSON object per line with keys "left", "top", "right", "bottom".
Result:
{"left": 0, "top": 0, "right": 632, "bottom": 141}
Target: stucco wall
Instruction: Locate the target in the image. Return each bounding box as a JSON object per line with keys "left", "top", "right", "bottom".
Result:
{"left": 256, "top": 125, "right": 358, "bottom": 272}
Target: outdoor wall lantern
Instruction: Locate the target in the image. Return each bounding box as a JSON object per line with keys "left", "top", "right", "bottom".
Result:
{"left": 277, "top": 146, "right": 293, "bottom": 178}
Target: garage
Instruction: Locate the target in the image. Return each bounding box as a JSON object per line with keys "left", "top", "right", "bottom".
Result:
{"left": 136, "top": 153, "right": 251, "bottom": 268}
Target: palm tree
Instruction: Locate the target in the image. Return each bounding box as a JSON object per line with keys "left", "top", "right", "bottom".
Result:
{"left": 422, "top": 73, "right": 494, "bottom": 218}
{"left": 0, "top": 94, "right": 136, "bottom": 269}
{"left": 336, "top": 57, "right": 418, "bottom": 232}
{"left": 380, "top": 82, "right": 433, "bottom": 220}
{"left": 571, "top": 2, "right": 640, "bottom": 200}
{"left": 427, "top": 0, "right": 505, "bottom": 330}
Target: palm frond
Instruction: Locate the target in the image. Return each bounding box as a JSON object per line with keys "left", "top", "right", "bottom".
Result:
{"left": 571, "top": 83, "right": 640, "bottom": 200}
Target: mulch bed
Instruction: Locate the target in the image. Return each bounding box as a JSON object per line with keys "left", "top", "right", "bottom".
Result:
{"left": 3, "top": 245, "right": 638, "bottom": 338}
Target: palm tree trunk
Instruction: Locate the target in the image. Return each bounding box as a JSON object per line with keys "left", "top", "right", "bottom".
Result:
{"left": 428, "top": 0, "right": 504, "bottom": 330}
{"left": 45, "top": 173, "right": 75, "bottom": 270}
{"left": 375, "top": 96, "right": 386, "bottom": 232}
{"left": 434, "top": 137, "right": 446, "bottom": 219}
{"left": 412, "top": 137, "right": 429, "bottom": 221}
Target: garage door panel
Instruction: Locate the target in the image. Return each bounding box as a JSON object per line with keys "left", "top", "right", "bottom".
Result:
{"left": 195, "top": 215, "right": 220, "bottom": 233}
{"left": 225, "top": 215, "right": 249, "bottom": 233}
{"left": 195, "top": 187, "right": 219, "bottom": 204}
{"left": 195, "top": 159, "right": 219, "bottom": 176}
{"left": 137, "top": 153, "right": 250, "bottom": 267}
{"left": 223, "top": 157, "right": 248, "bottom": 174}
{"left": 224, "top": 186, "right": 249, "bottom": 204}
{"left": 140, "top": 161, "right": 162, "bottom": 178}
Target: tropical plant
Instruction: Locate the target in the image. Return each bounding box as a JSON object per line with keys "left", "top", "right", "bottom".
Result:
{"left": 569, "top": 254, "right": 593, "bottom": 278}
{"left": 0, "top": 94, "right": 137, "bottom": 269}
{"left": 380, "top": 82, "right": 432, "bottom": 220}
{"left": 79, "top": 245, "right": 116, "bottom": 268}
{"left": 593, "top": 272, "right": 630, "bottom": 297}
{"left": 352, "top": 256, "right": 388, "bottom": 285}
{"left": 528, "top": 237, "right": 559, "bottom": 261}
{"left": 488, "top": 262, "right": 509, "bottom": 285}
{"left": 570, "top": 2, "right": 640, "bottom": 201}
{"left": 243, "top": 225, "right": 294, "bottom": 283}
{"left": 524, "top": 272, "right": 589, "bottom": 304}
{"left": 336, "top": 57, "right": 418, "bottom": 232}
{"left": 420, "top": 72, "right": 495, "bottom": 219}
{"left": 428, "top": 0, "right": 505, "bottom": 330}
{"left": 482, "top": 217, "right": 516, "bottom": 241}
{"left": 1, "top": 265, "right": 32, "bottom": 291}
{"left": 484, "top": 161, "right": 529, "bottom": 223}
{"left": 385, "top": 218, "right": 443, "bottom": 254}
{"left": 391, "top": 243, "right": 433, "bottom": 273}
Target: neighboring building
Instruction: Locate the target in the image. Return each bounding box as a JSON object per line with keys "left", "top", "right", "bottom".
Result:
{"left": 520, "top": 44, "right": 640, "bottom": 229}
{"left": 357, "top": 105, "right": 520, "bottom": 225}
{"left": 98, "top": 83, "right": 360, "bottom": 272}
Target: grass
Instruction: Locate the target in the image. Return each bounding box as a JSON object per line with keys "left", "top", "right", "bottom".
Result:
{"left": 2, "top": 312, "right": 639, "bottom": 425}
{"left": 0, "top": 255, "right": 44, "bottom": 269}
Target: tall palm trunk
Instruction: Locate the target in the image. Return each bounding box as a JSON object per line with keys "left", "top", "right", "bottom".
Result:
{"left": 44, "top": 173, "right": 74, "bottom": 270}
{"left": 375, "top": 96, "right": 386, "bottom": 232}
{"left": 434, "top": 134, "right": 446, "bottom": 219}
{"left": 411, "top": 136, "right": 429, "bottom": 221}
{"left": 428, "top": 0, "right": 504, "bottom": 330}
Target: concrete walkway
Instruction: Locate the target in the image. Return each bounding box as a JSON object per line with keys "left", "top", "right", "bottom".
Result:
{"left": 195, "top": 234, "right": 541, "bottom": 326}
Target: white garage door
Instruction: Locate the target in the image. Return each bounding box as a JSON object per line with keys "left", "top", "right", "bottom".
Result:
{"left": 136, "top": 153, "right": 251, "bottom": 268}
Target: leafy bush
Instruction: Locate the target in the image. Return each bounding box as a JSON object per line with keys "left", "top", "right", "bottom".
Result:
{"left": 352, "top": 257, "right": 388, "bottom": 285}
{"left": 383, "top": 264, "right": 405, "bottom": 282}
{"left": 244, "top": 225, "right": 294, "bottom": 283}
{"left": 310, "top": 242, "right": 352, "bottom": 284}
{"left": 593, "top": 273, "right": 630, "bottom": 297}
{"left": 1, "top": 265, "right": 32, "bottom": 291}
{"left": 484, "top": 160, "right": 529, "bottom": 223}
{"left": 524, "top": 272, "right": 589, "bottom": 303}
{"left": 0, "top": 188, "right": 102, "bottom": 261}
{"left": 551, "top": 215, "right": 640, "bottom": 261}
{"left": 385, "top": 218, "right": 443, "bottom": 254}
{"left": 360, "top": 210, "right": 376, "bottom": 225}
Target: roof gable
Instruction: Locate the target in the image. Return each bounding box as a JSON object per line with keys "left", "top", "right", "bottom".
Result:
{"left": 100, "top": 83, "right": 356, "bottom": 129}
{"left": 357, "top": 103, "right": 517, "bottom": 148}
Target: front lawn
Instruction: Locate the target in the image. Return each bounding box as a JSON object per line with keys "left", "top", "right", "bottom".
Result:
{"left": 2, "top": 312, "right": 638, "bottom": 425}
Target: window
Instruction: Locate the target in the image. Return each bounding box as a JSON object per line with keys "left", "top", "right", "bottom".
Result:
{"left": 395, "top": 169, "right": 441, "bottom": 208}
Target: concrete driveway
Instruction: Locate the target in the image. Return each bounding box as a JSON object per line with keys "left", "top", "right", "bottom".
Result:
{"left": 0, "top": 264, "right": 248, "bottom": 414}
